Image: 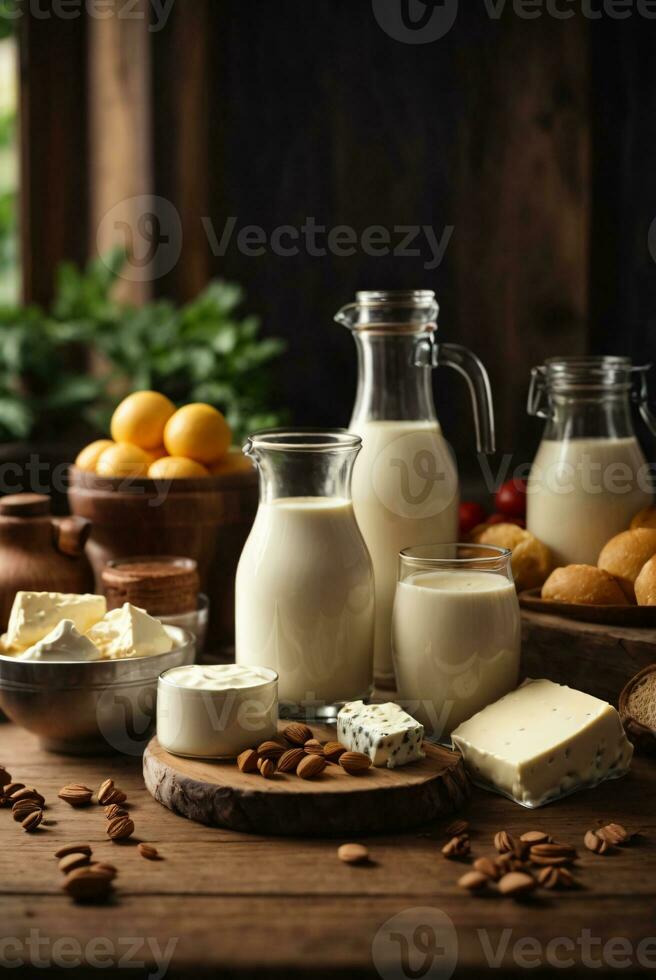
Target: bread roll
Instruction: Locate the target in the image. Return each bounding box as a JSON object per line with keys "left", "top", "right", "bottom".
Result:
{"left": 474, "top": 523, "right": 552, "bottom": 591}
{"left": 635, "top": 554, "right": 656, "bottom": 605}
{"left": 598, "top": 528, "right": 656, "bottom": 601}
{"left": 630, "top": 506, "right": 656, "bottom": 530}
{"left": 542, "top": 565, "right": 629, "bottom": 606}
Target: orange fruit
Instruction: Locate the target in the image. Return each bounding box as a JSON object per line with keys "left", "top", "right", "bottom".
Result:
{"left": 75, "top": 439, "right": 115, "bottom": 472}
{"left": 208, "top": 450, "right": 254, "bottom": 477}
{"left": 96, "top": 443, "right": 151, "bottom": 478}
{"left": 148, "top": 456, "right": 209, "bottom": 479}
{"left": 163, "top": 403, "right": 231, "bottom": 465}
{"left": 110, "top": 391, "right": 176, "bottom": 450}
{"left": 144, "top": 446, "right": 167, "bottom": 465}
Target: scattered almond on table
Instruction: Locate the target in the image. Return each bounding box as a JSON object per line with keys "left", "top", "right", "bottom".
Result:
{"left": 337, "top": 843, "right": 370, "bottom": 865}
{"left": 58, "top": 784, "right": 94, "bottom": 807}
{"left": 138, "top": 843, "right": 160, "bottom": 861}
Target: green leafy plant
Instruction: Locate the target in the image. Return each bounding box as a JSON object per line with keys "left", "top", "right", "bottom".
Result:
{"left": 0, "top": 249, "right": 287, "bottom": 444}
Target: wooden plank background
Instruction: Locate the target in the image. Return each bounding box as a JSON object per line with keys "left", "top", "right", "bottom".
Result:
{"left": 19, "top": 2, "right": 656, "bottom": 471}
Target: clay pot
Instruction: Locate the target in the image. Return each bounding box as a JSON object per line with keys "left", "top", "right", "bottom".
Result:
{"left": 0, "top": 493, "right": 94, "bottom": 629}
{"left": 68, "top": 466, "right": 258, "bottom": 652}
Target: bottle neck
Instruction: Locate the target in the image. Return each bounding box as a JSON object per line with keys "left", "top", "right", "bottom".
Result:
{"left": 243, "top": 431, "right": 362, "bottom": 503}
{"left": 543, "top": 391, "right": 636, "bottom": 441}
{"left": 350, "top": 332, "right": 437, "bottom": 427}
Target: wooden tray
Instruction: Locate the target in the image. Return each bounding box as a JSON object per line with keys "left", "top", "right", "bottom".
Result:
{"left": 143, "top": 723, "right": 470, "bottom": 837}
{"left": 519, "top": 587, "right": 656, "bottom": 627}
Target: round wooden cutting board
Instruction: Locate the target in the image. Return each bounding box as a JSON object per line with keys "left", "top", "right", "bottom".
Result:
{"left": 143, "top": 723, "right": 470, "bottom": 836}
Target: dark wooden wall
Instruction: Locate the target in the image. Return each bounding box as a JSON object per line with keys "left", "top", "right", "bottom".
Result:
{"left": 21, "top": 1, "right": 656, "bottom": 471}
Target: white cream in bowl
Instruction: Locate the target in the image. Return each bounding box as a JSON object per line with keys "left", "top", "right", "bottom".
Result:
{"left": 157, "top": 663, "right": 278, "bottom": 758}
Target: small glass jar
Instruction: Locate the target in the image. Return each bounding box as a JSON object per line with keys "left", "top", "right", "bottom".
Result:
{"left": 235, "top": 429, "right": 375, "bottom": 720}
{"left": 391, "top": 544, "right": 520, "bottom": 741}
{"left": 527, "top": 356, "right": 655, "bottom": 566}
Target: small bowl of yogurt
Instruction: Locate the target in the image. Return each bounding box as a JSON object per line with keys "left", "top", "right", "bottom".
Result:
{"left": 157, "top": 663, "right": 278, "bottom": 759}
{"left": 0, "top": 591, "right": 196, "bottom": 755}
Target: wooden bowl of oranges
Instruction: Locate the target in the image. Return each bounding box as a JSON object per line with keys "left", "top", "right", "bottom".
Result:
{"left": 68, "top": 392, "right": 258, "bottom": 651}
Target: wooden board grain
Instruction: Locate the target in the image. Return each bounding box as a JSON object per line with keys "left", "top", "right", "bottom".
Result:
{"left": 143, "top": 725, "right": 470, "bottom": 836}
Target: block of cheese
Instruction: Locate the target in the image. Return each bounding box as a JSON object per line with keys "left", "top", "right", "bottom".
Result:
{"left": 451, "top": 678, "right": 633, "bottom": 808}
{"left": 5, "top": 591, "right": 106, "bottom": 649}
{"left": 17, "top": 620, "right": 102, "bottom": 662}
{"left": 337, "top": 700, "right": 425, "bottom": 769}
{"left": 86, "top": 602, "right": 173, "bottom": 659}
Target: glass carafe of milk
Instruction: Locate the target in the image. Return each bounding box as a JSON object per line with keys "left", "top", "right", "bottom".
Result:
{"left": 527, "top": 356, "right": 655, "bottom": 566}
{"left": 235, "top": 429, "right": 374, "bottom": 720}
{"left": 335, "top": 290, "right": 495, "bottom": 687}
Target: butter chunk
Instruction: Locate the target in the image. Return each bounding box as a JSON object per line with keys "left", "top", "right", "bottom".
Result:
{"left": 17, "top": 620, "right": 102, "bottom": 662}
{"left": 451, "top": 678, "right": 633, "bottom": 808}
{"left": 86, "top": 602, "right": 173, "bottom": 659}
{"left": 337, "top": 700, "right": 425, "bottom": 769}
{"left": 6, "top": 591, "right": 106, "bottom": 649}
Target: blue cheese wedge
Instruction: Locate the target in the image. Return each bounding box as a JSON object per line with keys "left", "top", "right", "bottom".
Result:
{"left": 451, "top": 678, "right": 633, "bottom": 808}
{"left": 337, "top": 701, "right": 425, "bottom": 769}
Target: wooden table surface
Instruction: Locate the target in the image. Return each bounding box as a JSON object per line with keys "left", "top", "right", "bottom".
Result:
{"left": 1, "top": 721, "right": 655, "bottom": 979}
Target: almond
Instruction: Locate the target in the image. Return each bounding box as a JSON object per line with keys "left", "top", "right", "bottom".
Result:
{"left": 107, "top": 815, "right": 134, "bottom": 841}
{"left": 323, "top": 742, "right": 347, "bottom": 763}
{"left": 62, "top": 867, "right": 113, "bottom": 902}
{"left": 58, "top": 852, "right": 92, "bottom": 874}
{"left": 89, "top": 862, "right": 117, "bottom": 879}
{"left": 103, "top": 788, "right": 127, "bottom": 805}
{"left": 337, "top": 843, "right": 369, "bottom": 864}
{"left": 58, "top": 784, "right": 93, "bottom": 807}
{"left": 96, "top": 779, "right": 115, "bottom": 804}
{"left": 10, "top": 787, "right": 44, "bottom": 806}
{"left": 277, "top": 748, "right": 305, "bottom": 773}
{"left": 283, "top": 723, "right": 313, "bottom": 746}
{"left": 257, "top": 758, "right": 275, "bottom": 779}
{"left": 138, "top": 843, "right": 160, "bottom": 860}
{"left": 303, "top": 739, "right": 325, "bottom": 756}
{"left": 584, "top": 830, "right": 610, "bottom": 854}
{"left": 54, "top": 843, "right": 92, "bottom": 860}
{"left": 257, "top": 740, "right": 285, "bottom": 761}
{"left": 529, "top": 842, "right": 577, "bottom": 865}
{"left": 597, "top": 822, "right": 632, "bottom": 845}
{"left": 493, "top": 830, "right": 515, "bottom": 854}
{"left": 21, "top": 810, "right": 42, "bottom": 832}
{"left": 446, "top": 819, "right": 469, "bottom": 838}
{"left": 473, "top": 856, "right": 501, "bottom": 881}
{"left": 104, "top": 804, "right": 128, "bottom": 820}
{"left": 442, "top": 834, "right": 470, "bottom": 859}
{"left": 4, "top": 782, "right": 25, "bottom": 796}
{"left": 458, "top": 870, "right": 489, "bottom": 891}
{"left": 520, "top": 830, "right": 550, "bottom": 844}
{"left": 297, "top": 754, "right": 326, "bottom": 780}
{"left": 339, "top": 751, "right": 372, "bottom": 775}
{"left": 12, "top": 800, "right": 40, "bottom": 821}
{"left": 538, "top": 866, "right": 577, "bottom": 890}
{"left": 0, "top": 767, "right": 10, "bottom": 787}
{"left": 237, "top": 749, "right": 259, "bottom": 773}
{"left": 498, "top": 871, "right": 536, "bottom": 896}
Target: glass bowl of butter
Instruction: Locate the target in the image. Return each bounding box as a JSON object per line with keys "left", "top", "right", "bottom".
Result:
{"left": 0, "top": 591, "right": 195, "bottom": 755}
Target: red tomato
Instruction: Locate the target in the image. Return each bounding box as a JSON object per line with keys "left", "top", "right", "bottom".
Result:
{"left": 486, "top": 512, "right": 525, "bottom": 528}
{"left": 459, "top": 501, "right": 486, "bottom": 537}
{"left": 495, "top": 478, "right": 527, "bottom": 518}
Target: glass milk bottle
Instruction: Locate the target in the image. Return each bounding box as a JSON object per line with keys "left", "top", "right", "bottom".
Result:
{"left": 527, "top": 357, "right": 655, "bottom": 566}
{"left": 235, "top": 430, "right": 374, "bottom": 719}
{"left": 335, "top": 290, "right": 495, "bottom": 687}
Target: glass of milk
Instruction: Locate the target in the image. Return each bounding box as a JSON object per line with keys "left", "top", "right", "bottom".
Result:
{"left": 392, "top": 543, "right": 520, "bottom": 741}
{"left": 235, "top": 429, "right": 375, "bottom": 720}
{"left": 527, "top": 357, "right": 655, "bottom": 566}
{"left": 335, "top": 290, "right": 496, "bottom": 689}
